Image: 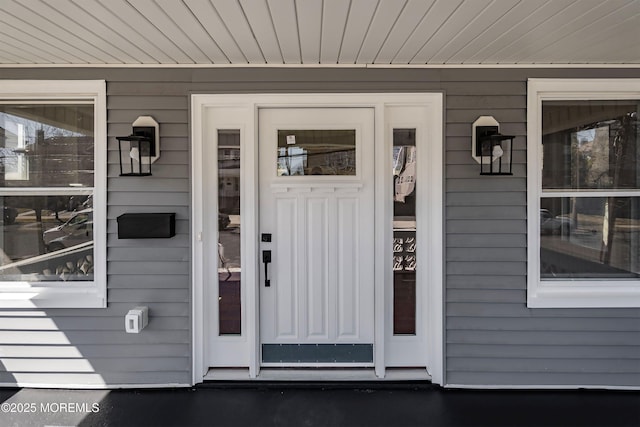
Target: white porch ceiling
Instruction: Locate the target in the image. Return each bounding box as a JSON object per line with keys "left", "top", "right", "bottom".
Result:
{"left": 0, "top": 0, "right": 638, "bottom": 66}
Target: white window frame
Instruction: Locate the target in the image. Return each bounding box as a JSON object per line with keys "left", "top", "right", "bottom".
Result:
{"left": 527, "top": 78, "right": 640, "bottom": 308}
{"left": 0, "top": 80, "right": 107, "bottom": 308}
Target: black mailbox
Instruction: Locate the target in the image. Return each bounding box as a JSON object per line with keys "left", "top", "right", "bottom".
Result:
{"left": 117, "top": 213, "right": 176, "bottom": 239}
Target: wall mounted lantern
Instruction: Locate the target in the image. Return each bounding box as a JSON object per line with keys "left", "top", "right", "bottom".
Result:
{"left": 117, "top": 116, "right": 160, "bottom": 176}
{"left": 472, "top": 116, "right": 514, "bottom": 176}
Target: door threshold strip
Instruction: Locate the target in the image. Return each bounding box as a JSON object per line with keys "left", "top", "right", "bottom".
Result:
{"left": 204, "top": 368, "right": 431, "bottom": 382}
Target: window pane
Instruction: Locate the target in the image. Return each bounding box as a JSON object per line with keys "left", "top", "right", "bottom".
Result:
{"left": 0, "top": 104, "right": 94, "bottom": 187}
{"left": 218, "top": 130, "right": 241, "bottom": 335}
{"left": 541, "top": 100, "right": 639, "bottom": 190}
{"left": 276, "top": 130, "right": 355, "bottom": 176}
{"left": 0, "top": 195, "right": 93, "bottom": 281}
{"left": 393, "top": 129, "right": 416, "bottom": 335}
{"left": 541, "top": 197, "right": 640, "bottom": 279}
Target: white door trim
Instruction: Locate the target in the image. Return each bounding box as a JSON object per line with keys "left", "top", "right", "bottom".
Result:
{"left": 191, "top": 93, "right": 444, "bottom": 385}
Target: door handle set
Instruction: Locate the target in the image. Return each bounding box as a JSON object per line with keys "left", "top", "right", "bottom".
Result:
{"left": 262, "top": 250, "right": 271, "bottom": 287}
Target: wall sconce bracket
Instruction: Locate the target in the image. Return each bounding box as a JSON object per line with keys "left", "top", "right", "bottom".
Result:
{"left": 131, "top": 116, "right": 160, "bottom": 163}
{"left": 472, "top": 116, "right": 514, "bottom": 176}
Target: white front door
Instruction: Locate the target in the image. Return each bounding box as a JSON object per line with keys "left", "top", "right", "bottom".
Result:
{"left": 193, "top": 93, "right": 444, "bottom": 382}
{"left": 258, "top": 107, "right": 375, "bottom": 365}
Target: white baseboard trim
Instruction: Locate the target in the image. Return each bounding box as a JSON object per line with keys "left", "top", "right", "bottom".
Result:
{"left": 0, "top": 382, "right": 191, "bottom": 390}
{"left": 445, "top": 384, "right": 639, "bottom": 391}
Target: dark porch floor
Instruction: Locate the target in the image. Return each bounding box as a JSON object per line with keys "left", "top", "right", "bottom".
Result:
{"left": 0, "top": 383, "right": 638, "bottom": 427}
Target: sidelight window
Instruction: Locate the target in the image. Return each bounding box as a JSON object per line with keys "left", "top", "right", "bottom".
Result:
{"left": 393, "top": 129, "right": 417, "bottom": 334}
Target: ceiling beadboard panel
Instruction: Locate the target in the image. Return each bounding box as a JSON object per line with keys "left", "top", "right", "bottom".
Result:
{"left": 356, "top": 0, "right": 408, "bottom": 64}
{"left": 183, "top": 0, "right": 237, "bottom": 63}
{"left": 0, "top": 0, "right": 638, "bottom": 65}
{"left": 268, "top": 0, "right": 301, "bottom": 64}
{"left": 392, "top": 0, "right": 464, "bottom": 64}
{"left": 107, "top": 0, "right": 193, "bottom": 63}
{"left": 372, "top": 0, "right": 435, "bottom": 64}
{"left": 448, "top": 0, "right": 561, "bottom": 64}
{"left": 155, "top": 0, "right": 228, "bottom": 63}
{"left": 296, "top": 0, "right": 322, "bottom": 63}
{"left": 320, "top": 0, "right": 350, "bottom": 64}
{"left": 86, "top": 0, "right": 177, "bottom": 63}
{"left": 3, "top": 0, "right": 113, "bottom": 63}
{"left": 240, "top": 0, "right": 282, "bottom": 63}
{"left": 427, "top": 0, "right": 519, "bottom": 64}
{"left": 338, "top": 0, "right": 377, "bottom": 64}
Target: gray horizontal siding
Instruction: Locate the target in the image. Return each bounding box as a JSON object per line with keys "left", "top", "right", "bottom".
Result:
{"left": 0, "top": 316, "right": 188, "bottom": 330}
{"left": 102, "top": 75, "right": 189, "bottom": 387}
{"left": 0, "top": 69, "right": 193, "bottom": 387}
{"left": 442, "top": 68, "right": 639, "bottom": 387}
{"left": 0, "top": 344, "right": 189, "bottom": 358}
{"left": 448, "top": 303, "right": 640, "bottom": 318}
{"left": 445, "top": 372, "right": 640, "bottom": 387}
{"left": 0, "top": 67, "right": 638, "bottom": 388}
{"left": 0, "top": 372, "right": 188, "bottom": 386}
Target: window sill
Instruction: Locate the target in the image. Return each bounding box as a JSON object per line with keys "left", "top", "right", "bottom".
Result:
{"left": 0, "top": 284, "right": 106, "bottom": 308}
{"left": 527, "top": 281, "right": 640, "bottom": 308}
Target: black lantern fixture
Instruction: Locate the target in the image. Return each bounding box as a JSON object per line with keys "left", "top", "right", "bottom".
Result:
{"left": 117, "top": 116, "right": 159, "bottom": 176}
{"left": 472, "top": 116, "right": 514, "bottom": 176}
{"left": 117, "top": 135, "right": 153, "bottom": 176}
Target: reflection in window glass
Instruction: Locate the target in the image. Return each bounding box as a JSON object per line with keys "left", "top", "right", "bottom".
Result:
{"left": 0, "top": 105, "right": 94, "bottom": 187}
{"left": 393, "top": 129, "right": 416, "bottom": 335}
{"left": 542, "top": 100, "right": 639, "bottom": 190}
{"left": 541, "top": 197, "right": 640, "bottom": 279}
{"left": 540, "top": 99, "right": 640, "bottom": 282}
{"left": 218, "top": 130, "right": 241, "bottom": 335}
{"left": 0, "top": 195, "right": 93, "bottom": 281}
{"left": 276, "top": 130, "right": 356, "bottom": 176}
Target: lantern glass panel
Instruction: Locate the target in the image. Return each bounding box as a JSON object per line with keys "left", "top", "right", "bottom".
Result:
{"left": 118, "top": 137, "right": 152, "bottom": 176}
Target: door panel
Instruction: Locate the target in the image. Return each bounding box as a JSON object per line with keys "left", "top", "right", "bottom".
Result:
{"left": 337, "top": 196, "right": 360, "bottom": 339}
{"left": 273, "top": 196, "right": 298, "bottom": 339}
{"left": 306, "top": 196, "right": 329, "bottom": 339}
{"left": 259, "top": 108, "right": 374, "bottom": 364}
